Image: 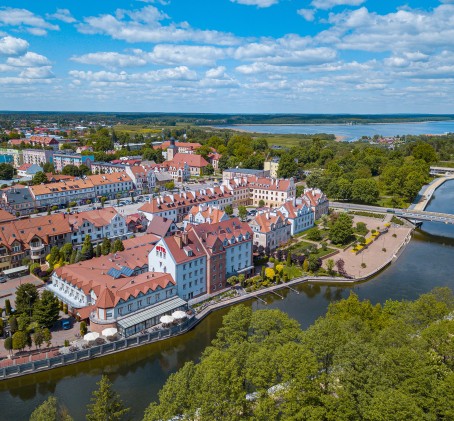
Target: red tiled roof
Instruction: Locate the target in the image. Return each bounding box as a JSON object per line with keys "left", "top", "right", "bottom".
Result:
{"left": 166, "top": 153, "right": 208, "bottom": 168}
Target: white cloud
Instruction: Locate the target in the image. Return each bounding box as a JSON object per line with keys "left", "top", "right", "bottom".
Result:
{"left": 205, "top": 66, "right": 227, "bottom": 78}
{"left": 230, "top": 0, "right": 279, "bottom": 7}
{"left": 0, "top": 8, "right": 59, "bottom": 35}
{"left": 71, "top": 52, "right": 147, "bottom": 68}
{"left": 7, "top": 52, "right": 50, "bottom": 67}
{"left": 19, "top": 66, "right": 55, "bottom": 79}
{"left": 78, "top": 6, "right": 239, "bottom": 46}
{"left": 298, "top": 9, "right": 316, "bottom": 22}
{"left": 47, "top": 9, "right": 76, "bottom": 24}
{"left": 311, "top": 0, "right": 365, "bottom": 10}
{"left": 147, "top": 44, "right": 227, "bottom": 66}
{"left": 0, "top": 35, "right": 29, "bottom": 55}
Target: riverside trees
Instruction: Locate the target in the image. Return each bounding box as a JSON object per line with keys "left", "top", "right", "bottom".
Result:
{"left": 142, "top": 288, "right": 454, "bottom": 421}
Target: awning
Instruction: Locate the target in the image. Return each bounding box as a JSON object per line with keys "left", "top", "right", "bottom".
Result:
{"left": 117, "top": 296, "right": 187, "bottom": 330}
{"left": 237, "top": 265, "right": 255, "bottom": 274}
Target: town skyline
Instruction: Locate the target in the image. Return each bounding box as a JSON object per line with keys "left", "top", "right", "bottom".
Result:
{"left": 0, "top": 0, "right": 452, "bottom": 113}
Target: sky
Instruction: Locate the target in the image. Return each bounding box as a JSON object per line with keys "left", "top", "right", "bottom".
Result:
{"left": 0, "top": 0, "right": 453, "bottom": 114}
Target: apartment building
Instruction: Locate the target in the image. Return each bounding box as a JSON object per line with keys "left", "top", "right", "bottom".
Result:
{"left": 165, "top": 153, "right": 209, "bottom": 177}
{"left": 189, "top": 218, "right": 254, "bottom": 293}
{"left": 152, "top": 231, "right": 207, "bottom": 300}
{"left": 249, "top": 210, "right": 291, "bottom": 252}
{"left": 0, "top": 214, "right": 72, "bottom": 269}
{"left": 87, "top": 173, "right": 134, "bottom": 200}
{"left": 53, "top": 152, "right": 94, "bottom": 172}
{"left": 22, "top": 149, "right": 54, "bottom": 166}
{"left": 247, "top": 176, "right": 296, "bottom": 207}
{"left": 183, "top": 204, "right": 229, "bottom": 229}
{"left": 91, "top": 161, "right": 126, "bottom": 174}
{"left": 301, "top": 188, "right": 329, "bottom": 221}
{"left": 30, "top": 178, "right": 96, "bottom": 209}
{"left": 0, "top": 148, "right": 23, "bottom": 167}
{"left": 1, "top": 186, "right": 35, "bottom": 215}
{"left": 139, "top": 187, "right": 234, "bottom": 222}
{"left": 68, "top": 207, "right": 129, "bottom": 245}
{"left": 278, "top": 199, "right": 314, "bottom": 235}
{"left": 125, "top": 165, "right": 157, "bottom": 193}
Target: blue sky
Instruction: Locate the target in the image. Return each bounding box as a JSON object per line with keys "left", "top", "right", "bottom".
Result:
{"left": 0, "top": 0, "right": 452, "bottom": 113}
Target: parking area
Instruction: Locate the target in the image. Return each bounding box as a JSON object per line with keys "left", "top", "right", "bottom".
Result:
{"left": 0, "top": 274, "right": 43, "bottom": 308}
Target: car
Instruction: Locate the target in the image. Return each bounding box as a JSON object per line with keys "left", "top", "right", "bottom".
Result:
{"left": 0, "top": 276, "right": 7, "bottom": 283}
{"left": 61, "top": 319, "right": 71, "bottom": 330}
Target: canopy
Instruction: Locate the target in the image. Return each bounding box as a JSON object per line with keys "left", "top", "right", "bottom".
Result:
{"left": 84, "top": 332, "right": 100, "bottom": 341}
{"left": 102, "top": 327, "right": 118, "bottom": 337}
{"left": 171, "top": 310, "right": 187, "bottom": 320}
{"left": 160, "top": 315, "right": 175, "bottom": 324}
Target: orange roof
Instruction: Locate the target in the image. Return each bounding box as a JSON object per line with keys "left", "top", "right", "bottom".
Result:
{"left": 154, "top": 141, "right": 202, "bottom": 151}
{"left": 245, "top": 176, "right": 292, "bottom": 192}
{"left": 30, "top": 178, "right": 95, "bottom": 196}
{"left": 162, "top": 231, "right": 205, "bottom": 265}
{"left": 122, "top": 233, "right": 160, "bottom": 249}
{"left": 87, "top": 173, "right": 132, "bottom": 185}
{"left": 68, "top": 207, "right": 120, "bottom": 230}
{"left": 252, "top": 211, "right": 289, "bottom": 233}
{"left": 184, "top": 205, "right": 227, "bottom": 224}
{"left": 0, "top": 214, "right": 71, "bottom": 250}
{"left": 0, "top": 209, "right": 16, "bottom": 223}
{"left": 96, "top": 286, "right": 116, "bottom": 309}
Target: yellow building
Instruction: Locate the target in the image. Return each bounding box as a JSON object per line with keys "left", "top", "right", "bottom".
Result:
{"left": 264, "top": 157, "right": 280, "bottom": 179}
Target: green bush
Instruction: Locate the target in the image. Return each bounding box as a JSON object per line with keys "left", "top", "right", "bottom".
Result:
{"left": 80, "top": 321, "right": 87, "bottom": 335}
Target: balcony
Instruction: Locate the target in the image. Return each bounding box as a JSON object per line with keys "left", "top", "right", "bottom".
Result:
{"left": 30, "top": 244, "right": 44, "bottom": 259}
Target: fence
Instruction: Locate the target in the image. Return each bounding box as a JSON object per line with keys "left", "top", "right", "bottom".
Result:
{"left": 0, "top": 317, "right": 197, "bottom": 380}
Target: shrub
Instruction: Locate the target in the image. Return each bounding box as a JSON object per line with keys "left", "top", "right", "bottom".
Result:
{"left": 265, "top": 268, "right": 275, "bottom": 280}
{"left": 306, "top": 227, "right": 322, "bottom": 241}
{"left": 361, "top": 263, "right": 367, "bottom": 268}
{"left": 64, "top": 339, "right": 70, "bottom": 347}
{"left": 382, "top": 248, "right": 387, "bottom": 252}
{"left": 80, "top": 321, "right": 87, "bottom": 335}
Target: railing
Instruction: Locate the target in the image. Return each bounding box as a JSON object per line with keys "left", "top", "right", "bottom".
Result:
{"left": 0, "top": 317, "right": 196, "bottom": 380}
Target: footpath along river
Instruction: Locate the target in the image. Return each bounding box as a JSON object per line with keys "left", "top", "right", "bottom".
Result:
{"left": 1, "top": 180, "right": 454, "bottom": 420}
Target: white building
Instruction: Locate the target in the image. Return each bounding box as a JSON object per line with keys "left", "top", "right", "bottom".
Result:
{"left": 249, "top": 210, "right": 291, "bottom": 252}
{"left": 278, "top": 199, "right": 314, "bottom": 235}
{"left": 68, "top": 207, "right": 129, "bottom": 245}
{"left": 87, "top": 173, "right": 134, "bottom": 200}
{"left": 151, "top": 231, "right": 207, "bottom": 300}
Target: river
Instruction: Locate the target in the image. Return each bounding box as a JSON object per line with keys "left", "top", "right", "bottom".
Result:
{"left": 1, "top": 181, "right": 454, "bottom": 420}
{"left": 217, "top": 120, "right": 454, "bottom": 141}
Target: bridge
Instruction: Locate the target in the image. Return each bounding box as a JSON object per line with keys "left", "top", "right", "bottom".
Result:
{"left": 330, "top": 202, "right": 454, "bottom": 225}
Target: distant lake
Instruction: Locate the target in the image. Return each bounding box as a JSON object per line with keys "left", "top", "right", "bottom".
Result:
{"left": 218, "top": 120, "right": 454, "bottom": 141}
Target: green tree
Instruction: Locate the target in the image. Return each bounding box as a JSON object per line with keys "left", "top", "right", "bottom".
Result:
{"left": 306, "top": 227, "right": 322, "bottom": 241}
{"left": 326, "top": 258, "right": 335, "bottom": 275}
{"left": 100, "top": 197, "right": 107, "bottom": 208}
{"left": 224, "top": 204, "right": 233, "bottom": 216}
{"left": 80, "top": 235, "right": 94, "bottom": 261}
{"left": 165, "top": 180, "right": 175, "bottom": 191}
{"left": 86, "top": 375, "right": 130, "bottom": 421}
{"left": 30, "top": 395, "right": 74, "bottom": 421}
{"left": 15, "top": 283, "right": 39, "bottom": 316}
{"left": 101, "top": 237, "right": 111, "bottom": 256}
{"left": 258, "top": 199, "right": 265, "bottom": 207}
{"left": 5, "top": 298, "right": 12, "bottom": 315}
{"left": 411, "top": 142, "right": 438, "bottom": 163}
{"left": 0, "top": 163, "right": 15, "bottom": 180}
{"left": 9, "top": 315, "right": 18, "bottom": 333}
{"left": 48, "top": 246, "right": 61, "bottom": 266}
{"left": 238, "top": 205, "right": 247, "bottom": 221}
{"left": 33, "top": 290, "right": 60, "bottom": 328}
{"left": 42, "top": 162, "right": 55, "bottom": 173}
{"left": 277, "top": 152, "right": 298, "bottom": 179}
{"left": 329, "top": 213, "right": 354, "bottom": 245}
{"left": 80, "top": 321, "right": 88, "bottom": 336}
{"left": 33, "top": 329, "right": 45, "bottom": 349}
{"left": 226, "top": 276, "right": 238, "bottom": 287}
{"left": 351, "top": 178, "right": 380, "bottom": 204}
{"left": 32, "top": 171, "right": 48, "bottom": 185}
{"left": 69, "top": 249, "right": 77, "bottom": 264}
{"left": 12, "top": 330, "right": 28, "bottom": 352}
{"left": 112, "top": 239, "right": 125, "bottom": 253}
{"left": 42, "top": 328, "right": 52, "bottom": 348}
{"left": 4, "top": 336, "right": 13, "bottom": 356}
{"left": 60, "top": 243, "right": 73, "bottom": 263}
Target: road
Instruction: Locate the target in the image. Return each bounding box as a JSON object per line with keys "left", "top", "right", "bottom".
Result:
{"left": 330, "top": 201, "right": 454, "bottom": 225}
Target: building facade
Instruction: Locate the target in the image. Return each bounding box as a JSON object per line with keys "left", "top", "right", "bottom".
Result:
{"left": 87, "top": 173, "right": 134, "bottom": 200}
{"left": 264, "top": 157, "right": 280, "bottom": 179}
{"left": 22, "top": 149, "right": 54, "bottom": 167}
{"left": 249, "top": 211, "right": 291, "bottom": 252}
{"left": 278, "top": 200, "right": 314, "bottom": 235}
{"left": 53, "top": 152, "right": 94, "bottom": 172}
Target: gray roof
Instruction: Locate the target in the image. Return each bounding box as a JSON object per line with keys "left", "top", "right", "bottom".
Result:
{"left": 155, "top": 172, "right": 173, "bottom": 182}
{"left": 224, "top": 168, "right": 265, "bottom": 175}
{"left": 117, "top": 296, "right": 187, "bottom": 329}
{"left": 4, "top": 187, "right": 33, "bottom": 204}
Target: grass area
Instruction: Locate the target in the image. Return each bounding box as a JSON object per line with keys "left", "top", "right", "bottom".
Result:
{"left": 348, "top": 210, "right": 385, "bottom": 219}
{"left": 114, "top": 124, "right": 175, "bottom": 135}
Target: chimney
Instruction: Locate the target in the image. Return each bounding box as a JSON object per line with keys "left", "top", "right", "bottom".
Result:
{"left": 182, "top": 231, "right": 188, "bottom": 246}
{"left": 175, "top": 231, "right": 183, "bottom": 249}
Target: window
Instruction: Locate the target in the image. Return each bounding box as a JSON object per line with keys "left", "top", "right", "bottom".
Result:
{"left": 127, "top": 304, "right": 133, "bottom": 311}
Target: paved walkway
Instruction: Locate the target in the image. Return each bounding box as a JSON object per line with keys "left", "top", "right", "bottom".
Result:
{"left": 412, "top": 176, "right": 454, "bottom": 211}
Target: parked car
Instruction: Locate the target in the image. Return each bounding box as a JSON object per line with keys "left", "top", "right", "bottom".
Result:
{"left": 0, "top": 276, "right": 7, "bottom": 283}
{"left": 61, "top": 319, "right": 71, "bottom": 330}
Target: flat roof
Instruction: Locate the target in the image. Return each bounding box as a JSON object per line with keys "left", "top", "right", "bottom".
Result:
{"left": 224, "top": 168, "right": 265, "bottom": 174}
{"left": 2, "top": 265, "right": 28, "bottom": 275}
{"left": 117, "top": 296, "right": 187, "bottom": 329}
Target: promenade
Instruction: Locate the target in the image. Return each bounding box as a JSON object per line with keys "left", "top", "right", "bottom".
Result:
{"left": 411, "top": 176, "right": 454, "bottom": 211}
